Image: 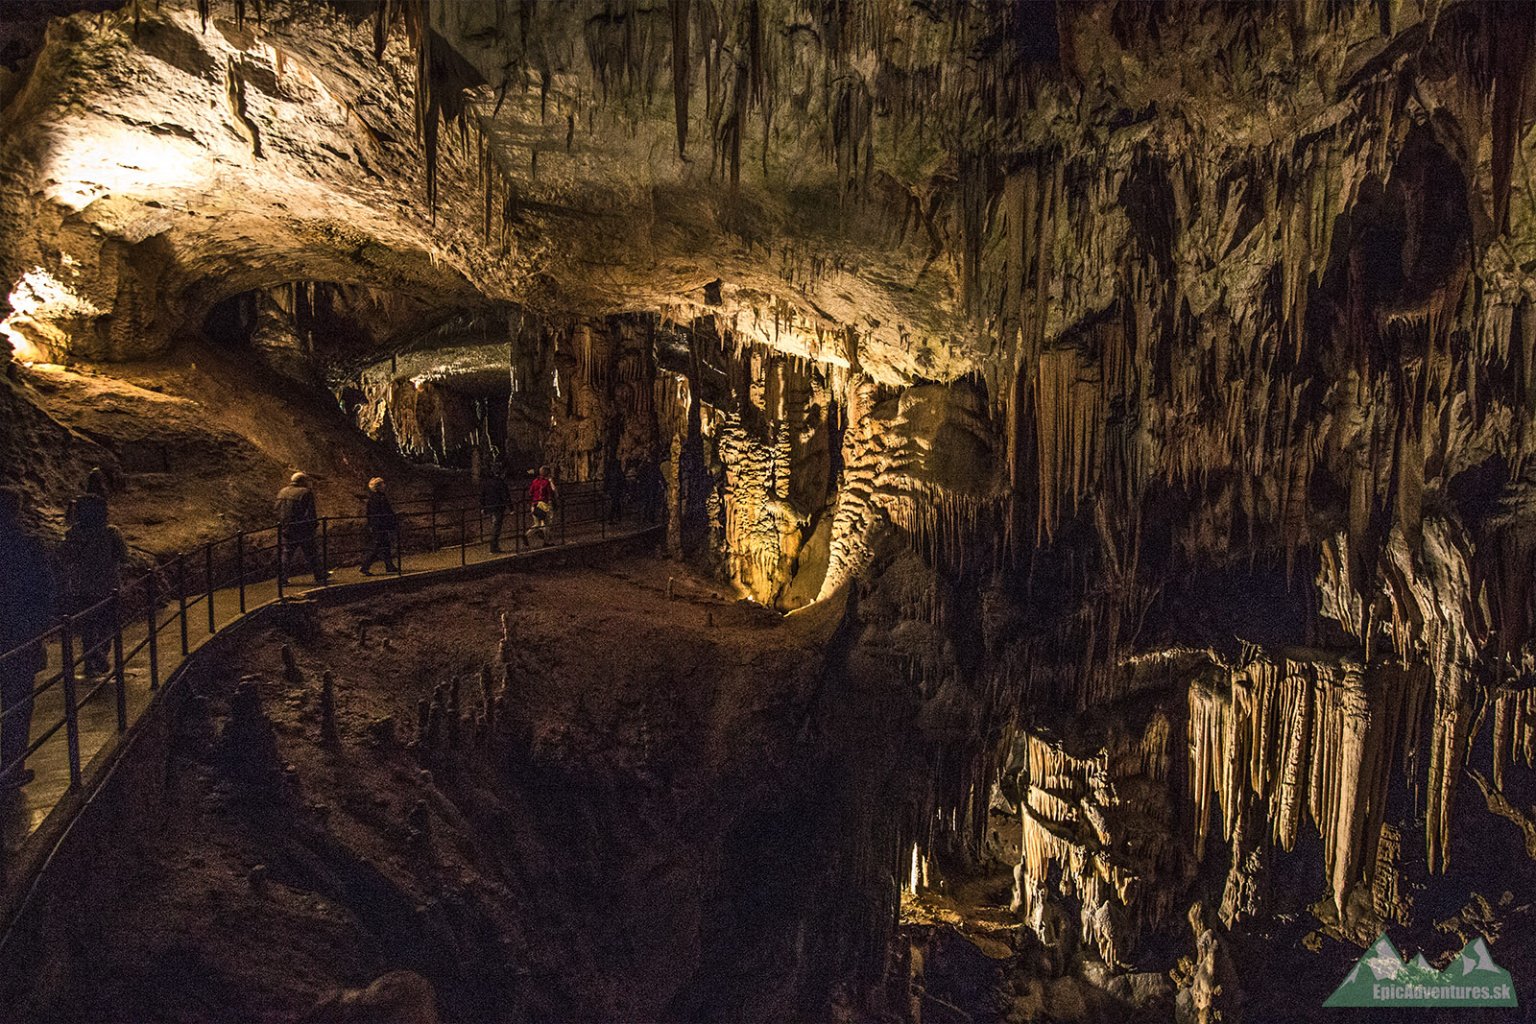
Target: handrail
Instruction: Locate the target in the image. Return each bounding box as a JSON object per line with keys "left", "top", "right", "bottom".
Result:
{"left": 0, "top": 478, "right": 626, "bottom": 797}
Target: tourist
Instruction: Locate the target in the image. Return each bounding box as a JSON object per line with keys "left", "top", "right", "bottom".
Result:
{"left": 480, "top": 462, "right": 511, "bottom": 553}
{"left": 275, "top": 472, "right": 327, "bottom": 585}
{"left": 0, "top": 489, "right": 53, "bottom": 789}
{"left": 641, "top": 460, "right": 665, "bottom": 525}
{"left": 526, "top": 465, "right": 558, "bottom": 546}
{"left": 60, "top": 477, "right": 127, "bottom": 676}
{"left": 604, "top": 449, "right": 626, "bottom": 523}
{"left": 66, "top": 466, "right": 109, "bottom": 528}
{"left": 360, "top": 477, "right": 399, "bottom": 575}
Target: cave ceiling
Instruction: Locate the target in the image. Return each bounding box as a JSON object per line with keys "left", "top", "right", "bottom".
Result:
{"left": 9, "top": 0, "right": 1529, "bottom": 387}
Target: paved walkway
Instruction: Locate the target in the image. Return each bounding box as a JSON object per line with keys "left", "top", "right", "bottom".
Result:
{"left": 0, "top": 510, "right": 652, "bottom": 857}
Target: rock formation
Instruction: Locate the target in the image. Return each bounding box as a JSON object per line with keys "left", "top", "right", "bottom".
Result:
{"left": 4, "top": 0, "right": 1536, "bottom": 1020}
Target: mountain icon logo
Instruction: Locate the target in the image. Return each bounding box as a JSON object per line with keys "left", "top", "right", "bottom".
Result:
{"left": 1324, "top": 933, "right": 1518, "bottom": 1008}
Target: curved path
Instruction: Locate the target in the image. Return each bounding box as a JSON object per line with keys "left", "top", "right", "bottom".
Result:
{"left": 1, "top": 511, "right": 658, "bottom": 866}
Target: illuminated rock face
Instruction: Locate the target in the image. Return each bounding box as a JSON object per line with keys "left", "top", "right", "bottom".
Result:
{"left": 0, "top": 5, "right": 500, "bottom": 362}
{"left": 6, "top": 0, "right": 1536, "bottom": 1015}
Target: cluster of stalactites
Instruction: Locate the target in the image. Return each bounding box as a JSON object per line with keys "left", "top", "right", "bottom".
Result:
{"left": 888, "top": 487, "right": 998, "bottom": 578}
{"left": 1491, "top": 687, "right": 1536, "bottom": 792}
{"left": 964, "top": 1, "right": 1536, "bottom": 581}
{"left": 1010, "top": 720, "right": 1173, "bottom": 968}
{"left": 1317, "top": 518, "right": 1489, "bottom": 873}
{"left": 1187, "top": 653, "right": 1428, "bottom": 922}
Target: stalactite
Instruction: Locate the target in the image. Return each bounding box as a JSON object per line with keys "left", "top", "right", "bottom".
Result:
{"left": 672, "top": 0, "right": 691, "bottom": 158}
{"left": 375, "top": 0, "right": 485, "bottom": 215}
{"left": 1189, "top": 652, "right": 1427, "bottom": 924}
{"left": 1033, "top": 347, "right": 1101, "bottom": 542}
{"left": 1008, "top": 715, "right": 1172, "bottom": 968}
{"left": 1486, "top": 1, "right": 1536, "bottom": 235}
{"left": 224, "top": 57, "right": 261, "bottom": 158}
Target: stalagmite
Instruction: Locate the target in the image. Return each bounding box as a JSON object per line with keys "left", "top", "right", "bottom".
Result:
{"left": 320, "top": 670, "right": 339, "bottom": 746}
{"left": 281, "top": 643, "right": 302, "bottom": 685}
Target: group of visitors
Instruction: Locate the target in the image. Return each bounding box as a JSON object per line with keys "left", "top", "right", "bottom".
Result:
{"left": 278, "top": 463, "right": 560, "bottom": 578}
{"left": 0, "top": 462, "right": 565, "bottom": 792}
{"left": 480, "top": 463, "right": 559, "bottom": 551}
{"left": 272, "top": 471, "right": 400, "bottom": 580}
{"left": 273, "top": 471, "right": 400, "bottom": 579}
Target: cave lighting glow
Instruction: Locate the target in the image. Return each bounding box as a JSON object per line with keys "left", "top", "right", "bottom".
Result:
{"left": 44, "top": 127, "right": 209, "bottom": 212}
{"left": 2, "top": 267, "right": 97, "bottom": 364}
{"left": 0, "top": 325, "right": 41, "bottom": 364}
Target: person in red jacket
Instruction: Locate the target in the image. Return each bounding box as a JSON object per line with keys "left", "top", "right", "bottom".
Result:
{"left": 526, "top": 466, "right": 558, "bottom": 547}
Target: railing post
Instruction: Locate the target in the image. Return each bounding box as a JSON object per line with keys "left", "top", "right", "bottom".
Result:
{"left": 321, "top": 517, "right": 330, "bottom": 583}
{"left": 460, "top": 507, "right": 467, "bottom": 566}
{"left": 277, "top": 524, "right": 286, "bottom": 602}
{"left": 146, "top": 572, "right": 160, "bottom": 690}
{"left": 177, "top": 555, "right": 189, "bottom": 656}
{"left": 59, "top": 616, "right": 82, "bottom": 790}
{"left": 236, "top": 532, "right": 247, "bottom": 614}
{"left": 111, "top": 589, "right": 127, "bottom": 731}
{"left": 205, "top": 542, "right": 216, "bottom": 634}
{"left": 560, "top": 498, "right": 567, "bottom": 546}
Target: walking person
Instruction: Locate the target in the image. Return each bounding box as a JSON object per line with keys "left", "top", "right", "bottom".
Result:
{"left": 60, "top": 479, "right": 127, "bottom": 676}
{"left": 275, "top": 472, "right": 328, "bottom": 585}
{"left": 0, "top": 489, "right": 54, "bottom": 790}
{"left": 525, "top": 465, "right": 558, "bottom": 547}
{"left": 603, "top": 450, "right": 626, "bottom": 524}
{"left": 641, "top": 460, "right": 665, "bottom": 526}
{"left": 67, "top": 466, "right": 109, "bottom": 529}
{"left": 480, "top": 463, "right": 511, "bottom": 553}
{"left": 360, "top": 477, "right": 399, "bottom": 575}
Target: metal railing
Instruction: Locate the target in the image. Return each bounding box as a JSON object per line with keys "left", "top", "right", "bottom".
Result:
{"left": 0, "top": 479, "right": 629, "bottom": 799}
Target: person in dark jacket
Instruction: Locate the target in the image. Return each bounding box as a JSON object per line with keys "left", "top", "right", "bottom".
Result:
{"left": 0, "top": 489, "right": 55, "bottom": 789}
{"left": 66, "top": 466, "right": 109, "bottom": 529}
{"left": 479, "top": 464, "right": 512, "bottom": 554}
{"left": 640, "top": 460, "right": 666, "bottom": 526}
{"left": 360, "top": 477, "right": 399, "bottom": 575}
{"left": 60, "top": 480, "right": 127, "bottom": 676}
{"left": 603, "top": 450, "right": 626, "bottom": 524}
{"left": 275, "top": 472, "right": 327, "bottom": 585}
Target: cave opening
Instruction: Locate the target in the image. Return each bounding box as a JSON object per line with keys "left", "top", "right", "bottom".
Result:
{"left": 3, "top": 1, "right": 1536, "bottom": 1023}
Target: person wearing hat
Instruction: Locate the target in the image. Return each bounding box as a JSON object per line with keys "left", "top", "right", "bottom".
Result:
{"left": 274, "top": 472, "right": 327, "bottom": 585}
{"left": 360, "top": 477, "right": 399, "bottom": 575}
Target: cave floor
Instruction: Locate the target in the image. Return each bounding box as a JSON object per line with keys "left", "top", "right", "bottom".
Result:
{"left": 1, "top": 518, "right": 658, "bottom": 858}
{"left": 12, "top": 555, "right": 845, "bottom": 1023}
